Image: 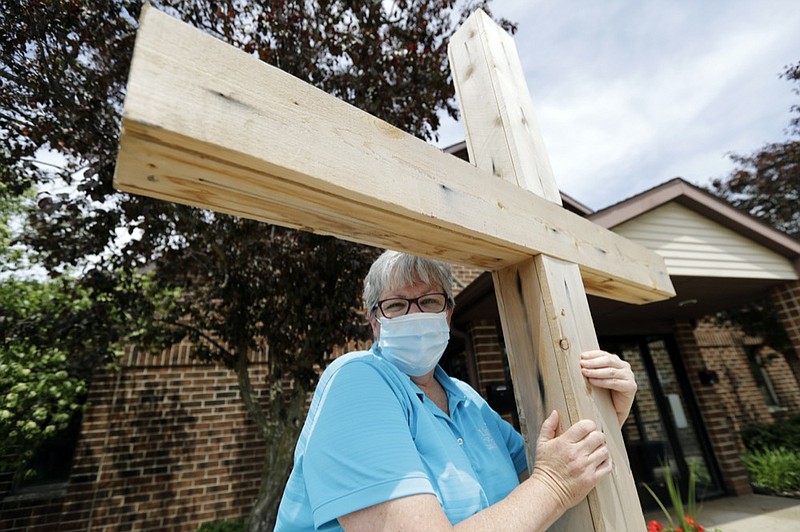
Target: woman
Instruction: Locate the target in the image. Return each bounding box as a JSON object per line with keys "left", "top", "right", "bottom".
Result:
{"left": 276, "top": 250, "right": 637, "bottom": 530}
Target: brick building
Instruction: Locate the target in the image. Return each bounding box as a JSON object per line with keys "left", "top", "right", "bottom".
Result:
{"left": 2, "top": 173, "right": 799, "bottom": 529}
{"left": 0, "top": 343, "right": 270, "bottom": 530}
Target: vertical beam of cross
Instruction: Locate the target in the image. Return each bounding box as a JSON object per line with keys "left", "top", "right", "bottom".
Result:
{"left": 449, "top": 11, "right": 647, "bottom": 531}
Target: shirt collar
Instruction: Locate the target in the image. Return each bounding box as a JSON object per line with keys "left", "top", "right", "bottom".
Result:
{"left": 369, "top": 344, "right": 468, "bottom": 408}
{"left": 414, "top": 366, "right": 467, "bottom": 409}
{"left": 433, "top": 365, "right": 462, "bottom": 396}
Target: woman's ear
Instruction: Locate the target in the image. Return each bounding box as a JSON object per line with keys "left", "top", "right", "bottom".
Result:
{"left": 369, "top": 316, "right": 380, "bottom": 340}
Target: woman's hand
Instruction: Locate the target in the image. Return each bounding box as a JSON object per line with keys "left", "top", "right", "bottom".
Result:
{"left": 339, "top": 411, "right": 614, "bottom": 532}
{"left": 530, "top": 410, "right": 612, "bottom": 513}
{"left": 580, "top": 350, "right": 637, "bottom": 426}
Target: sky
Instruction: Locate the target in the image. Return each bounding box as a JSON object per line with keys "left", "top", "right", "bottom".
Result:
{"left": 432, "top": 0, "right": 800, "bottom": 210}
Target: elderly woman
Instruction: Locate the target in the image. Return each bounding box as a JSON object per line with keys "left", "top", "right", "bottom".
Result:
{"left": 276, "top": 250, "right": 637, "bottom": 531}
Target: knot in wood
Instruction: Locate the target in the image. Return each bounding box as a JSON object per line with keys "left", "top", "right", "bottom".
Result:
{"left": 558, "top": 338, "right": 570, "bottom": 350}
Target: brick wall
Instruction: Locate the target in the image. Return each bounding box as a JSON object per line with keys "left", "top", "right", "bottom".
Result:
{"left": 467, "top": 320, "right": 505, "bottom": 395}
{"left": 771, "top": 280, "right": 800, "bottom": 381}
{"left": 450, "top": 265, "right": 485, "bottom": 297}
{"left": 760, "top": 345, "right": 800, "bottom": 412}
{"left": 619, "top": 345, "right": 650, "bottom": 444}
{"left": 465, "top": 319, "right": 520, "bottom": 426}
{"left": 694, "top": 323, "right": 775, "bottom": 427}
{"left": 0, "top": 342, "right": 264, "bottom": 531}
{"left": 673, "top": 320, "right": 753, "bottom": 495}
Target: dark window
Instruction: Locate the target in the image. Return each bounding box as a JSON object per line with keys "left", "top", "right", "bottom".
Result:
{"left": 745, "top": 346, "right": 780, "bottom": 408}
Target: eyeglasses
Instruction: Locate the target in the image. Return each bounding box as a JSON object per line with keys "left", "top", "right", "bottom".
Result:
{"left": 375, "top": 292, "right": 449, "bottom": 318}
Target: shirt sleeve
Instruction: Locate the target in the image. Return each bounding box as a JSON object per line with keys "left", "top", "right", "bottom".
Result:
{"left": 303, "top": 360, "right": 436, "bottom": 528}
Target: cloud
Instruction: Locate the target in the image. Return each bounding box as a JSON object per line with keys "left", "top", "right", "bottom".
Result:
{"left": 436, "top": 0, "right": 800, "bottom": 209}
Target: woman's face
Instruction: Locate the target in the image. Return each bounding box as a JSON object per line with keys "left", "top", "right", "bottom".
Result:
{"left": 369, "top": 280, "right": 453, "bottom": 339}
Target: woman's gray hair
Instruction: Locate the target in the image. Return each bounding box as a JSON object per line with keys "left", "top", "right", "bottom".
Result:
{"left": 363, "top": 250, "right": 455, "bottom": 318}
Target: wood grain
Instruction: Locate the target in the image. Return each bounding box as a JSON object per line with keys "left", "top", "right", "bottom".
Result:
{"left": 113, "top": 5, "right": 675, "bottom": 305}
{"left": 449, "top": 10, "right": 649, "bottom": 530}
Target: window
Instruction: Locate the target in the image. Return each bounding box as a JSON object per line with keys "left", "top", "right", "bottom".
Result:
{"left": 746, "top": 345, "right": 781, "bottom": 409}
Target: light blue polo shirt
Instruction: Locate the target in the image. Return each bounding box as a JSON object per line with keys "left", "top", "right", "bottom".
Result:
{"left": 275, "top": 347, "right": 528, "bottom": 530}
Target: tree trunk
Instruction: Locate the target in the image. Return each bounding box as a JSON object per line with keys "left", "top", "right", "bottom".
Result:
{"left": 247, "top": 387, "right": 306, "bottom": 531}
{"left": 228, "top": 348, "right": 306, "bottom": 530}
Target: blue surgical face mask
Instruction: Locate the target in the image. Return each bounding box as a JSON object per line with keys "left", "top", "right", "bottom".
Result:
{"left": 376, "top": 311, "right": 450, "bottom": 376}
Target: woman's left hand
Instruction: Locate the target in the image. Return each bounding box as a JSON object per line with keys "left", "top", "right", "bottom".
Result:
{"left": 580, "top": 350, "right": 637, "bottom": 426}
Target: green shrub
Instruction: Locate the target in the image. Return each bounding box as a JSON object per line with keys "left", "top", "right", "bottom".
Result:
{"left": 741, "top": 447, "right": 800, "bottom": 495}
{"left": 0, "top": 343, "right": 87, "bottom": 480}
{"left": 196, "top": 518, "right": 245, "bottom": 532}
{"left": 740, "top": 415, "right": 800, "bottom": 453}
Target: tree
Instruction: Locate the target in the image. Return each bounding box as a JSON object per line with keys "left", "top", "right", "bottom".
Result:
{"left": 0, "top": 211, "right": 176, "bottom": 485}
{"left": 710, "top": 61, "right": 800, "bottom": 238}
{"left": 709, "top": 61, "right": 800, "bottom": 380}
{"left": 0, "top": 1, "right": 516, "bottom": 528}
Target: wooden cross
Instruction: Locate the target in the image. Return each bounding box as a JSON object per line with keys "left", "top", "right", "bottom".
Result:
{"left": 114, "top": 6, "right": 675, "bottom": 530}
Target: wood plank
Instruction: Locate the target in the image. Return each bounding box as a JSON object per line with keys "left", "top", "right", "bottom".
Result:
{"left": 113, "top": 5, "right": 675, "bottom": 305}
{"left": 449, "top": 10, "right": 649, "bottom": 530}
{"left": 447, "top": 13, "right": 560, "bottom": 203}
{"left": 492, "top": 260, "right": 594, "bottom": 530}
{"left": 532, "top": 256, "right": 645, "bottom": 530}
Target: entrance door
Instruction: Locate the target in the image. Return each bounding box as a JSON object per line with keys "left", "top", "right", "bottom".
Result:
{"left": 600, "top": 336, "right": 722, "bottom": 510}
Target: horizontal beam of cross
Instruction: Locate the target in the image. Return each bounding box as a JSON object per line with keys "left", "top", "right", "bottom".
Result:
{"left": 113, "top": 6, "right": 675, "bottom": 305}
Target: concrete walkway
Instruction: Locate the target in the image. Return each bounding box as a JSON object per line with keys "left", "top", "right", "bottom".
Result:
{"left": 644, "top": 494, "right": 800, "bottom": 531}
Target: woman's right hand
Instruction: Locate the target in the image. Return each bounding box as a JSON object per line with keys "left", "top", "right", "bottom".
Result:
{"left": 529, "top": 410, "right": 612, "bottom": 513}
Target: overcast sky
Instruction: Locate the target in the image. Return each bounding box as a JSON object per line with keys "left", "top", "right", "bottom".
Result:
{"left": 432, "top": 0, "right": 800, "bottom": 210}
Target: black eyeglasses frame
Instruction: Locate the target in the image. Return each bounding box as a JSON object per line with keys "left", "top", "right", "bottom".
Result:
{"left": 373, "top": 292, "right": 450, "bottom": 318}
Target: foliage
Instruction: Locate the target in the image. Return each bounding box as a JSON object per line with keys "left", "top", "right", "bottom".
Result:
{"left": 1, "top": 0, "right": 515, "bottom": 528}
{"left": 0, "top": 269, "right": 168, "bottom": 381}
{"left": 741, "top": 414, "right": 800, "bottom": 453}
{"left": 0, "top": 279, "right": 88, "bottom": 481}
{"left": 0, "top": 344, "right": 86, "bottom": 480}
{"left": 741, "top": 447, "right": 800, "bottom": 496}
{"left": 710, "top": 139, "right": 800, "bottom": 238}
{"left": 740, "top": 416, "right": 800, "bottom": 497}
{"left": 645, "top": 465, "right": 721, "bottom": 532}
{"left": 714, "top": 300, "right": 792, "bottom": 355}
{"left": 197, "top": 518, "right": 245, "bottom": 532}
{"left": 709, "top": 61, "right": 799, "bottom": 357}
{"left": 710, "top": 61, "right": 800, "bottom": 239}
{"left": 0, "top": 261, "right": 177, "bottom": 485}
{"left": 0, "top": 189, "right": 29, "bottom": 270}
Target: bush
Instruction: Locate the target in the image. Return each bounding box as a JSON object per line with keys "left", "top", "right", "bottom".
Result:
{"left": 740, "top": 415, "right": 800, "bottom": 453}
{"left": 0, "top": 343, "right": 87, "bottom": 480}
{"left": 196, "top": 519, "right": 245, "bottom": 532}
{"left": 741, "top": 447, "right": 800, "bottom": 495}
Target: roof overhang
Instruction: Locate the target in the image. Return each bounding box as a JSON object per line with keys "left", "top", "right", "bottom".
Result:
{"left": 590, "top": 178, "right": 800, "bottom": 272}
{"left": 453, "top": 271, "right": 788, "bottom": 336}
{"left": 453, "top": 178, "right": 800, "bottom": 336}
